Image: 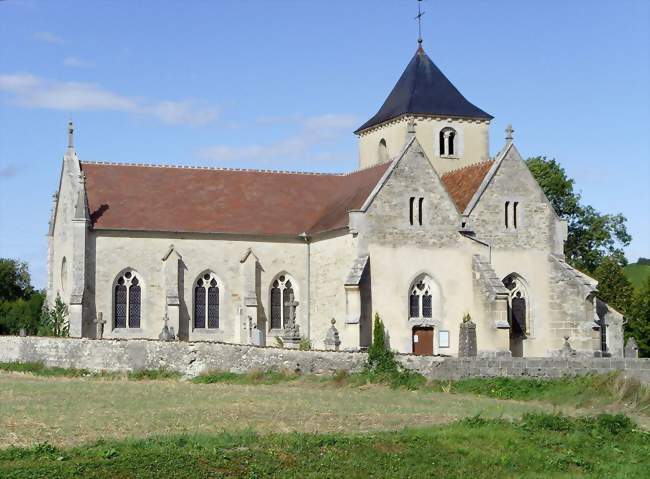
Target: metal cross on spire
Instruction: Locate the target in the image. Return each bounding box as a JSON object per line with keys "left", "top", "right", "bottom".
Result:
{"left": 415, "top": 0, "right": 426, "bottom": 45}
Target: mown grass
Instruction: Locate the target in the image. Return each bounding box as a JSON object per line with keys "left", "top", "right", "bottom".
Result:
{"left": 425, "top": 373, "right": 650, "bottom": 415}
{"left": 0, "top": 362, "right": 181, "bottom": 381}
{"left": 0, "top": 413, "right": 647, "bottom": 478}
{"left": 192, "top": 369, "right": 300, "bottom": 385}
{"left": 4, "top": 361, "right": 647, "bottom": 415}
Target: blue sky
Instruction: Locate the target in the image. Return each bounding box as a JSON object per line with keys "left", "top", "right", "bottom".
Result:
{"left": 0, "top": 0, "right": 648, "bottom": 289}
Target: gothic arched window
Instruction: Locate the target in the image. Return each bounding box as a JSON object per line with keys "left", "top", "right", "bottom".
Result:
{"left": 503, "top": 274, "right": 529, "bottom": 334}
{"left": 194, "top": 272, "right": 220, "bottom": 329}
{"left": 439, "top": 127, "right": 457, "bottom": 157}
{"left": 114, "top": 270, "right": 142, "bottom": 329}
{"left": 270, "top": 274, "right": 296, "bottom": 330}
{"left": 409, "top": 275, "right": 435, "bottom": 319}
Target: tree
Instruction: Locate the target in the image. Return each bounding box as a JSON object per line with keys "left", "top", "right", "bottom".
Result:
{"left": 0, "top": 258, "right": 33, "bottom": 302}
{"left": 0, "top": 258, "right": 48, "bottom": 335}
{"left": 594, "top": 257, "right": 635, "bottom": 315}
{"left": 0, "top": 292, "right": 45, "bottom": 335}
{"left": 39, "top": 294, "right": 69, "bottom": 337}
{"left": 626, "top": 277, "right": 650, "bottom": 357}
{"left": 526, "top": 157, "right": 631, "bottom": 273}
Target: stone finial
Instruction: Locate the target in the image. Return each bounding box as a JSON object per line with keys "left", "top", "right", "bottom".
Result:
{"left": 560, "top": 335, "right": 576, "bottom": 357}
{"left": 324, "top": 318, "right": 341, "bottom": 351}
{"left": 624, "top": 337, "right": 639, "bottom": 358}
{"left": 67, "top": 120, "right": 74, "bottom": 149}
{"left": 74, "top": 173, "right": 89, "bottom": 220}
{"left": 505, "top": 124, "right": 514, "bottom": 143}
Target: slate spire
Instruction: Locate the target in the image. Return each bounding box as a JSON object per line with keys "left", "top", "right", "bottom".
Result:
{"left": 355, "top": 47, "right": 492, "bottom": 134}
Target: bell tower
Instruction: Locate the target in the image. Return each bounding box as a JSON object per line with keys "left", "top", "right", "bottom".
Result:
{"left": 355, "top": 45, "right": 492, "bottom": 175}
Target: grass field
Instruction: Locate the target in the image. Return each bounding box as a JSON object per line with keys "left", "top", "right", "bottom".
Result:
{"left": 1, "top": 367, "right": 649, "bottom": 477}
{"left": 1, "top": 414, "right": 648, "bottom": 479}
{"left": 624, "top": 262, "right": 650, "bottom": 290}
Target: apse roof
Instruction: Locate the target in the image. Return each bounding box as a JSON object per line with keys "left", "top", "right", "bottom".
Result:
{"left": 355, "top": 46, "right": 492, "bottom": 134}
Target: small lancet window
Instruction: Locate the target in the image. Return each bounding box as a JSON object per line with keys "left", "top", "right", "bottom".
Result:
{"left": 113, "top": 270, "right": 142, "bottom": 329}
{"left": 194, "top": 272, "right": 220, "bottom": 329}
{"left": 505, "top": 201, "right": 520, "bottom": 229}
{"left": 270, "top": 275, "right": 297, "bottom": 330}
{"left": 409, "top": 197, "right": 424, "bottom": 226}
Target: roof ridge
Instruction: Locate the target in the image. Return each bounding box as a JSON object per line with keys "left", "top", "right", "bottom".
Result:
{"left": 442, "top": 159, "right": 495, "bottom": 177}
{"left": 80, "top": 160, "right": 345, "bottom": 177}
{"left": 341, "top": 160, "right": 393, "bottom": 176}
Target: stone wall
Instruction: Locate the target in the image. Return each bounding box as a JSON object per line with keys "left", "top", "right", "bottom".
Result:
{"left": 1, "top": 337, "right": 648, "bottom": 383}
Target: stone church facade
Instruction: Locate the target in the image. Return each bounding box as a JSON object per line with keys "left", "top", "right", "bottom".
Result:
{"left": 46, "top": 46, "right": 624, "bottom": 358}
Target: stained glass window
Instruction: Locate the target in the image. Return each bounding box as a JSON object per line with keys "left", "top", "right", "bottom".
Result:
{"left": 194, "top": 279, "right": 206, "bottom": 329}
{"left": 409, "top": 275, "right": 435, "bottom": 320}
{"left": 113, "top": 271, "right": 142, "bottom": 329}
{"left": 194, "top": 274, "right": 220, "bottom": 329}
{"left": 270, "top": 283, "right": 281, "bottom": 329}
{"left": 207, "top": 278, "right": 219, "bottom": 329}
{"left": 128, "top": 277, "right": 141, "bottom": 328}
{"left": 114, "top": 283, "right": 127, "bottom": 328}
{"left": 270, "top": 275, "right": 296, "bottom": 330}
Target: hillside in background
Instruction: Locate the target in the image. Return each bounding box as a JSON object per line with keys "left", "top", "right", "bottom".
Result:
{"left": 624, "top": 258, "right": 650, "bottom": 290}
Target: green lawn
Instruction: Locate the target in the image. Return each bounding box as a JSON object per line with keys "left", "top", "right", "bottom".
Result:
{"left": 1, "top": 368, "right": 649, "bottom": 477}
{"left": 624, "top": 262, "right": 650, "bottom": 290}
{"left": 1, "top": 414, "right": 648, "bottom": 478}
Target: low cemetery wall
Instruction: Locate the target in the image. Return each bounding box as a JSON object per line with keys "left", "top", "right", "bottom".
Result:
{"left": 1, "top": 336, "right": 649, "bottom": 383}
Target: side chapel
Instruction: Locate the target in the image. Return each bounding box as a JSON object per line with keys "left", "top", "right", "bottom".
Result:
{"left": 46, "top": 42, "right": 624, "bottom": 358}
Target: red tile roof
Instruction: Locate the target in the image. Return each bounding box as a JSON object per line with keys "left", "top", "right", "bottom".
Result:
{"left": 81, "top": 161, "right": 392, "bottom": 237}
{"left": 441, "top": 160, "right": 495, "bottom": 212}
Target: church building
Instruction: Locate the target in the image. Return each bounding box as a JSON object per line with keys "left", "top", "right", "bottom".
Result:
{"left": 46, "top": 43, "right": 624, "bottom": 358}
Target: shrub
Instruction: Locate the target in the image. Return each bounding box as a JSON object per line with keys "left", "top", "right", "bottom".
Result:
{"left": 363, "top": 313, "right": 426, "bottom": 390}
{"left": 299, "top": 337, "right": 312, "bottom": 351}
{"left": 39, "top": 294, "right": 69, "bottom": 337}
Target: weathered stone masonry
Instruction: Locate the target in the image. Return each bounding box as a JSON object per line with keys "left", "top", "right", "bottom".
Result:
{"left": 1, "top": 337, "right": 648, "bottom": 383}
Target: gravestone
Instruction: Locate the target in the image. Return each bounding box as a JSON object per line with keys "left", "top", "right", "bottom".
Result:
{"left": 624, "top": 337, "right": 639, "bottom": 358}
{"left": 559, "top": 335, "right": 576, "bottom": 357}
{"left": 282, "top": 292, "right": 301, "bottom": 349}
{"left": 458, "top": 318, "right": 477, "bottom": 357}
{"left": 324, "top": 318, "right": 341, "bottom": 351}
{"left": 158, "top": 314, "right": 176, "bottom": 342}
{"left": 94, "top": 312, "right": 106, "bottom": 339}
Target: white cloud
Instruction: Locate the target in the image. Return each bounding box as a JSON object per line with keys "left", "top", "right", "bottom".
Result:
{"left": 0, "top": 73, "right": 218, "bottom": 125}
{"left": 197, "top": 114, "right": 357, "bottom": 164}
{"left": 33, "top": 31, "right": 63, "bottom": 44}
{"left": 63, "top": 56, "right": 91, "bottom": 68}
{"left": 0, "top": 165, "right": 18, "bottom": 179}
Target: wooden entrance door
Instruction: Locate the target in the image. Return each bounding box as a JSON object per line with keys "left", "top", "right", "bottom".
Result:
{"left": 412, "top": 327, "right": 433, "bottom": 356}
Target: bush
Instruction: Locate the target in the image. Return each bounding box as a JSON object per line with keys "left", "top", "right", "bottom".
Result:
{"left": 363, "top": 313, "right": 426, "bottom": 390}
{"left": 299, "top": 337, "right": 312, "bottom": 351}
{"left": 38, "top": 293, "right": 69, "bottom": 337}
